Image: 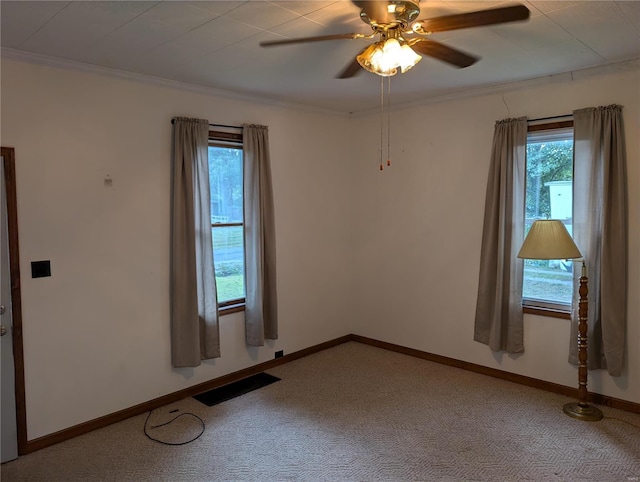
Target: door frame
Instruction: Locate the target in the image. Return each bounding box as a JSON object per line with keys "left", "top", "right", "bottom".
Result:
{"left": 2, "top": 146, "right": 27, "bottom": 455}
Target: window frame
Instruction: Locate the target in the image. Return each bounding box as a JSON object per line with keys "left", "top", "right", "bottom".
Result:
{"left": 209, "top": 129, "right": 246, "bottom": 315}
{"left": 523, "top": 120, "right": 574, "bottom": 319}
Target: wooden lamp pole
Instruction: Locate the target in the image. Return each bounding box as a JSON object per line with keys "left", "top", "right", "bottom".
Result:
{"left": 562, "top": 261, "right": 603, "bottom": 421}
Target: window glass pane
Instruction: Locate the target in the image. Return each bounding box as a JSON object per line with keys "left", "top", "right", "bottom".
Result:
{"left": 522, "top": 262, "right": 574, "bottom": 305}
{"left": 523, "top": 129, "right": 574, "bottom": 306}
{"left": 208, "top": 146, "right": 243, "bottom": 224}
{"left": 212, "top": 226, "right": 245, "bottom": 303}
{"left": 209, "top": 143, "right": 245, "bottom": 304}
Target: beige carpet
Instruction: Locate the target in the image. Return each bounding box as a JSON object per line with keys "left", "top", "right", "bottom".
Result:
{"left": 2, "top": 342, "right": 639, "bottom": 481}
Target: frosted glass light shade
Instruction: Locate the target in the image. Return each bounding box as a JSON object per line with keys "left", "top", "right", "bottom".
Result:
{"left": 356, "top": 38, "right": 421, "bottom": 77}
{"left": 357, "top": 42, "right": 396, "bottom": 76}
{"left": 517, "top": 220, "right": 582, "bottom": 260}
{"left": 398, "top": 44, "right": 421, "bottom": 73}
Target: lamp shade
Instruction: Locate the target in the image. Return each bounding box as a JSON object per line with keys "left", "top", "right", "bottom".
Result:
{"left": 517, "top": 220, "right": 582, "bottom": 260}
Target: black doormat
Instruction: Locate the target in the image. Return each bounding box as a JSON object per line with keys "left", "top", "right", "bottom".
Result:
{"left": 193, "top": 372, "right": 281, "bottom": 407}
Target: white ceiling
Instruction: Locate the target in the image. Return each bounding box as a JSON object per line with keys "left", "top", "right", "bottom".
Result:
{"left": 2, "top": 1, "right": 639, "bottom": 114}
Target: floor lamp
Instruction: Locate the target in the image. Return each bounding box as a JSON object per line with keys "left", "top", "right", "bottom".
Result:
{"left": 518, "top": 220, "right": 603, "bottom": 421}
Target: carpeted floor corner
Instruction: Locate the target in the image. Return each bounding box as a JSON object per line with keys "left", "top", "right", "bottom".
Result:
{"left": 2, "top": 342, "right": 639, "bottom": 481}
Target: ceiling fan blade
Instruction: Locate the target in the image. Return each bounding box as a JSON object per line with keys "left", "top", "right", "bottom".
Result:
{"left": 410, "top": 39, "right": 478, "bottom": 68}
{"left": 336, "top": 57, "right": 362, "bottom": 79}
{"left": 413, "top": 5, "right": 530, "bottom": 33}
{"left": 260, "top": 33, "right": 366, "bottom": 47}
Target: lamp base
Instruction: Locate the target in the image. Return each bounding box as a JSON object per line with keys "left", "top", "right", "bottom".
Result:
{"left": 563, "top": 402, "right": 603, "bottom": 421}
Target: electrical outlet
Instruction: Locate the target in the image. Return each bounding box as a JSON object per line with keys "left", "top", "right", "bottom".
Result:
{"left": 31, "top": 260, "right": 51, "bottom": 278}
{"left": 275, "top": 350, "right": 284, "bottom": 359}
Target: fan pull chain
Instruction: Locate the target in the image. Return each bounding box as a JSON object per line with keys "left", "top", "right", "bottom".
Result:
{"left": 379, "top": 74, "right": 384, "bottom": 171}
{"left": 378, "top": 76, "right": 393, "bottom": 171}
{"left": 387, "top": 76, "right": 391, "bottom": 167}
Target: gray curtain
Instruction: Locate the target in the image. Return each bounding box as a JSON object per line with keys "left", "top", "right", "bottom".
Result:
{"left": 171, "top": 117, "right": 220, "bottom": 367}
{"left": 243, "top": 124, "right": 278, "bottom": 346}
{"left": 570, "top": 105, "right": 627, "bottom": 377}
{"left": 474, "top": 117, "right": 527, "bottom": 353}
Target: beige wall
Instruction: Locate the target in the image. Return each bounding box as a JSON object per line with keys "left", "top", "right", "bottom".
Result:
{"left": 1, "top": 59, "right": 355, "bottom": 440}
{"left": 350, "top": 65, "right": 640, "bottom": 405}
{"left": 2, "top": 57, "right": 638, "bottom": 441}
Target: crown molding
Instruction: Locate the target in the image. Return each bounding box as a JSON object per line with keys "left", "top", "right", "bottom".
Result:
{"left": 349, "top": 57, "right": 640, "bottom": 117}
{"left": 1, "top": 47, "right": 351, "bottom": 118}
{"left": 2, "top": 48, "right": 637, "bottom": 118}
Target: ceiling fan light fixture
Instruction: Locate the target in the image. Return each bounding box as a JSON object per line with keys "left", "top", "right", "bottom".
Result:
{"left": 260, "top": 2, "right": 530, "bottom": 78}
{"left": 356, "top": 37, "right": 421, "bottom": 77}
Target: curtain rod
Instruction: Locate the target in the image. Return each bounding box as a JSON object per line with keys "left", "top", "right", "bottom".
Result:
{"left": 170, "top": 119, "right": 242, "bottom": 129}
{"left": 210, "top": 123, "right": 242, "bottom": 130}
{"left": 528, "top": 114, "right": 572, "bottom": 123}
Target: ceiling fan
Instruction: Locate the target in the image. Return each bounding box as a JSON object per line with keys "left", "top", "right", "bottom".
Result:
{"left": 260, "top": 1, "right": 530, "bottom": 78}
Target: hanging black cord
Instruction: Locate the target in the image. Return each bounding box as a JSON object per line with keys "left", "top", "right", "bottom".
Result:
{"left": 143, "top": 409, "right": 206, "bottom": 446}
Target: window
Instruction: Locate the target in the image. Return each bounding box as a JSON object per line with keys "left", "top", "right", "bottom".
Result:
{"left": 523, "top": 121, "right": 574, "bottom": 312}
{"left": 208, "top": 130, "right": 245, "bottom": 311}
